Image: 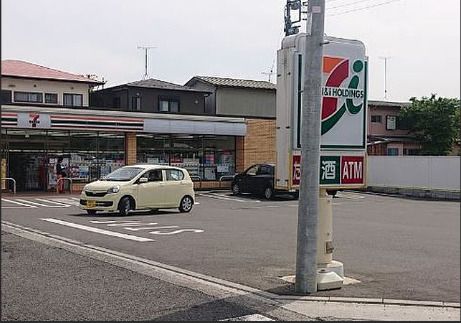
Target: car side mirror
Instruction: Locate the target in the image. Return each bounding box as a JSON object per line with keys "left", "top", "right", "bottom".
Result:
{"left": 138, "top": 177, "right": 148, "bottom": 184}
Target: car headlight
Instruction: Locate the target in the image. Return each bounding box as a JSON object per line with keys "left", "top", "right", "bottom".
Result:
{"left": 107, "top": 185, "right": 120, "bottom": 194}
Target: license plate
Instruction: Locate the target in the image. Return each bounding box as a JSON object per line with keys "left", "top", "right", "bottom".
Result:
{"left": 87, "top": 200, "right": 96, "bottom": 208}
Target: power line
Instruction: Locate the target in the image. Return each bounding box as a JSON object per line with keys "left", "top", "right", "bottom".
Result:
{"left": 327, "top": 0, "right": 378, "bottom": 10}
{"left": 327, "top": 0, "right": 400, "bottom": 16}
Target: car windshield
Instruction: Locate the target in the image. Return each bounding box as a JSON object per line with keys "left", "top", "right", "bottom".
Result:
{"left": 102, "top": 167, "right": 144, "bottom": 181}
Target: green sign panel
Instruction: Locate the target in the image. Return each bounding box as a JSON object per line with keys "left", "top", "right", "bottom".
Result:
{"left": 320, "top": 156, "right": 340, "bottom": 185}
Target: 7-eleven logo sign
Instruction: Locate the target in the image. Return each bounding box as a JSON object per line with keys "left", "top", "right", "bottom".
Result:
{"left": 321, "top": 56, "right": 365, "bottom": 136}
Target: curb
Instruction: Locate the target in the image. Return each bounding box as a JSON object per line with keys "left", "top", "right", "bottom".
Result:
{"left": 275, "top": 295, "right": 460, "bottom": 308}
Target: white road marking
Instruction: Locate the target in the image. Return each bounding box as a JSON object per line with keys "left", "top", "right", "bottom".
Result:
{"left": 89, "top": 220, "right": 140, "bottom": 224}
{"left": 15, "top": 199, "right": 65, "bottom": 208}
{"left": 41, "top": 218, "right": 154, "bottom": 242}
{"left": 35, "top": 198, "right": 71, "bottom": 207}
{"left": 49, "top": 198, "right": 81, "bottom": 206}
{"left": 199, "top": 192, "right": 260, "bottom": 203}
{"left": 1, "top": 198, "right": 37, "bottom": 208}
{"left": 150, "top": 228, "right": 204, "bottom": 235}
{"left": 221, "top": 314, "right": 274, "bottom": 321}
{"left": 126, "top": 226, "right": 179, "bottom": 232}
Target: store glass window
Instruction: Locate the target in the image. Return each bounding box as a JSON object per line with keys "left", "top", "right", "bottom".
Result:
{"left": 96, "top": 133, "right": 125, "bottom": 178}
{"left": 137, "top": 134, "right": 171, "bottom": 165}
{"left": 203, "top": 136, "right": 235, "bottom": 181}
{"left": 136, "top": 134, "right": 235, "bottom": 181}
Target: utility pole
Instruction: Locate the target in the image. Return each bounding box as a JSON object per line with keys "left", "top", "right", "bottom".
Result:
{"left": 137, "top": 45, "right": 156, "bottom": 79}
{"left": 295, "top": 0, "right": 326, "bottom": 294}
{"left": 379, "top": 56, "right": 391, "bottom": 100}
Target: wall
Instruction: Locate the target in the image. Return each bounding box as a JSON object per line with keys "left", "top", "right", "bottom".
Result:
{"left": 1, "top": 77, "right": 91, "bottom": 106}
{"left": 367, "top": 156, "right": 460, "bottom": 193}
{"left": 217, "top": 88, "right": 276, "bottom": 118}
{"left": 237, "top": 119, "right": 276, "bottom": 172}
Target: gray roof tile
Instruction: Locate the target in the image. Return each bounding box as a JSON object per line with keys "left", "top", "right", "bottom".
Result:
{"left": 193, "top": 76, "right": 276, "bottom": 90}
{"left": 127, "top": 79, "right": 209, "bottom": 92}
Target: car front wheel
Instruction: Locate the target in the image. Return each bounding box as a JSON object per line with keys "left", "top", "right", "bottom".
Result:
{"left": 179, "top": 196, "right": 193, "bottom": 213}
{"left": 264, "top": 186, "right": 274, "bottom": 200}
{"left": 232, "top": 183, "right": 241, "bottom": 195}
{"left": 118, "top": 197, "right": 132, "bottom": 216}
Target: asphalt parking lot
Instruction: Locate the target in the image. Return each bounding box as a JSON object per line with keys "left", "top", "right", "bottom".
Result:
{"left": 1, "top": 190, "right": 460, "bottom": 303}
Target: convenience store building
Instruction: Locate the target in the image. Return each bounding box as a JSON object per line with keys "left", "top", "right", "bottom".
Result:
{"left": 1, "top": 60, "right": 275, "bottom": 192}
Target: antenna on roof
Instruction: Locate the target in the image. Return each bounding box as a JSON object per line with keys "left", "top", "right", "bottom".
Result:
{"left": 262, "top": 59, "right": 276, "bottom": 82}
{"left": 137, "top": 45, "right": 156, "bottom": 80}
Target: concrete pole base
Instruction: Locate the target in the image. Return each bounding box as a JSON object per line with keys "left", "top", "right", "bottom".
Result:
{"left": 317, "top": 260, "right": 344, "bottom": 291}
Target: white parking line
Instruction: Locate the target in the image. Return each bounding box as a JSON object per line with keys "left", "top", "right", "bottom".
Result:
{"left": 1, "top": 198, "right": 37, "bottom": 208}
{"left": 15, "top": 199, "right": 66, "bottom": 208}
{"left": 48, "top": 198, "right": 81, "bottom": 206}
{"left": 221, "top": 314, "right": 274, "bottom": 321}
{"left": 41, "top": 218, "right": 155, "bottom": 242}
{"left": 199, "top": 192, "right": 260, "bottom": 203}
{"left": 35, "top": 198, "right": 71, "bottom": 207}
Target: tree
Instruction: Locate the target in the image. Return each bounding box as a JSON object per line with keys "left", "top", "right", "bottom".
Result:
{"left": 399, "top": 95, "right": 460, "bottom": 156}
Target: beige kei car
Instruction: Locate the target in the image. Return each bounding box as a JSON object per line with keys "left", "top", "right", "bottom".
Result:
{"left": 79, "top": 164, "right": 195, "bottom": 216}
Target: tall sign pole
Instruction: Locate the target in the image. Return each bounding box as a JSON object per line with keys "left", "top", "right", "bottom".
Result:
{"left": 295, "top": 0, "right": 326, "bottom": 294}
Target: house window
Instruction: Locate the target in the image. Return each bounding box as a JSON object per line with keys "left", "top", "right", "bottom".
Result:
{"left": 1, "top": 90, "right": 12, "bottom": 104}
{"left": 45, "top": 93, "right": 58, "bottom": 104}
{"left": 63, "top": 93, "right": 83, "bottom": 107}
{"left": 387, "top": 148, "right": 399, "bottom": 156}
{"left": 14, "top": 91, "right": 43, "bottom": 103}
{"left": 159, "top": 97, "right": 180, "bottom": 113}
{"left": 371, "top": 115, "right": 382, "bottom": 123}
{"left": 386, "top": 115, "right": 397, "bottom": 130}
{"left": 131, "top": 97, "right": 141, "bottom": 111}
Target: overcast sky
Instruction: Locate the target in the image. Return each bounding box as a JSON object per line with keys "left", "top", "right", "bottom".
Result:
{"left": 2, "top": 0, "right": 459, "bottom": 102}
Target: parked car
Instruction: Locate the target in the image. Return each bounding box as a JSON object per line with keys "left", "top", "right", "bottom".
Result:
{"left": 231, "top": 163, "right": 338, "bottom": 200}
{"left": 79, "top": 164, "right": 195, "bottom": 215}
{"left": 231, "top": 163, "right": 288, "bottom": 200}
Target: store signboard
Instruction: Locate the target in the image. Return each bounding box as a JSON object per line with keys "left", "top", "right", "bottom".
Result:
{"left": 17, "top": 112, "right": 51, "bottom": 128}
{"left": 292, "top": 154, "right": 364, "bottom": 187}
{"left": 276, "top": 34, "right": 368, "bottom": 191}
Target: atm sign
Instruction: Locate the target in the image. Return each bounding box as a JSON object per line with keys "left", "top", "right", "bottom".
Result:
{"left": 340, "top": 156, "right": 364, "bottom": 184}
{"left": 320, "top": 155, "right": 364, "bottom": 185}
{"left": 292, "top": 155, "right": 365, "bottom": 187}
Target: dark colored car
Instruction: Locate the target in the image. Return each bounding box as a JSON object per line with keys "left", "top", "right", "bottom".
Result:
{"left": 231, "top": 163, "right": 280, "bottom": 200}
{"left": 231, "top": 163, "right": 338, "bottom": 200}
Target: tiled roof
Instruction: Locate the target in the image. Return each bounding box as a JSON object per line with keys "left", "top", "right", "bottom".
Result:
{"left": 126, "top": 79, "right": 209, "bottom": 92}
{"left": 368, "top": 100, "right": 410, "bottom": 107}
{"left": 191, "top": 76, "right": 276, "bottom": 90}
{"left": 1, "top": 59, "right": 103, "bottom": 84}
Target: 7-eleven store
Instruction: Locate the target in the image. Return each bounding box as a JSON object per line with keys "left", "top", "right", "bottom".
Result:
{"left": 1, "top": 105, "right": 247, "bottom": 193}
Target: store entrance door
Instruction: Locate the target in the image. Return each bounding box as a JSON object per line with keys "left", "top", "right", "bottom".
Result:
{"left": 9, "top": 152, "right": 48, "bottom": 192}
